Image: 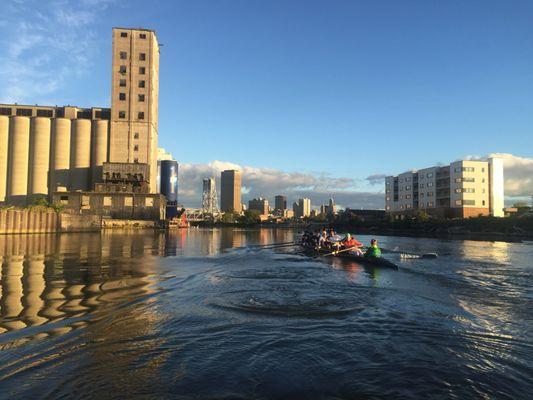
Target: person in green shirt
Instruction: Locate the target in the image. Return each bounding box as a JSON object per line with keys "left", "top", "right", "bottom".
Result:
{"left": 364, "top": 239, "right": 382, "bottom": 258}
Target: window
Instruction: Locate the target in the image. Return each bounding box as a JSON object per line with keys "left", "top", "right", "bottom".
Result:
{"left": 427, "top": 202, "right": 434, "bottom": 207}
{"left": 463, "top": 188, "right": 475, "bottom": 193}
{"left": 455, "top": 178, "right": 462, "bottom": 183}
{"left": 0, "top": 107, "right": 11, "bottom": 116}
{"left": 145, "top": 198, "right": 154, "bottom": 207}
{"left": 482, "top": 200, "right": 486, "bottom": 206}
{"left": 427, "top": 173, "right": 433, "bottom": 178}
{"left": 455, "top": 188, "right": 462, "bottom": 193}
{"left": 420, "top": 193, "right": 424, "bottom": 198}
{"left": 139, "top": 52, "right": 146, "bottom": 61}
{"left": 427, "top": 182, "right": 433, "bottom": 187}
{"left": 119, "top": 79, "right": 127, "bottom": 87}
{"left": 399, "top": 179, "right": 404, "bottom": 183}
{"left": 140, "top": 33, "right": 147, "bottom": 39}
{"left": 120, "top": 32, "right": 128, "bottom": 38}
{"left": 455, "top": 200, "right": 462, "bottom": 206}
{"left": 386, "top": 196, "right": 391, "bottom": 201}
{"left": 134, "top": 132, "right": 139, "bottom": 139}
{"left": 405, "top": 186, "right": 411, "bottom": 190}
{"left": 463, "top": 177, "right": 475, "bottom": 182}
{"left": 134, "top": 145, "right": 139, "bottom": 151}
{"left": 139, "top": 66, "right": 146, "bottom": 74}
{"left": 406, "top": 195, "right": 411, "bottom": 199}
{"left": 139, "top": 80, "right": 145, "bottom": 88}
{"left": 400, "top": 195, "right": 404, "bottom": 200}
{"left": 124, "top": 197, "right": 133, "bottom": 206}
{"left": 482, "top": 168, "right": 485, "bottom": 173}
{"left": 400, "top": 205, "right": 404, "bottom": 210}
{"left": 119, "top": 93, "right": 126, "bottom": 101}
{"left": 407, "top": 204, "right": 412, "bottom": 209}
{"left": 428, "top": 192, "right": 434, "bottom": 197}
{"left": 386, "top": 189, "right": 390, "bottom": 194}
{"left": 138, "top": 94, "right": 145, "bottom": 102}
{"left": 419, "top": 183, "right": 424, "bottom": 188}
{"left": 16, "top": 108, "right": 33, "bottom": 116}
{"left": 134, "top": 157, "right": 139, "bottom": 163}
{"left": 138, "top": 112, "right": 144, "bottom": 120}
{"left": 81, "top": 195, "right": 90, "bottom": 206}
{"left": 119, "top": 111, "right": 126, "bottom": 119}
{"left": 482, "top": 189, "right": 486, "bottom": 194}
{"left": 119, "top": 65, "right": 127, "bottom": 74}
{"left": 103, "top": 196, "right": 112, "bottom": 206}
{"left": 386, "top": 182, "right": 391, "bottom": 186}
{"left": 406, "top": 177, "right": 411, "bottom": 182}
{"left": 463, "top": 200, "right": 475, "bottom": 206}
{"left": 60, "top": 195, "right": 69, "bottom": 205}
{"left": 482, "top": 178, "right": 485, "bottom": 183}
{"left": 120, "top": 51, "right": 127, "bottom": 59}
{"left": 36, "top": 109, "right": 53, "bottom": 117}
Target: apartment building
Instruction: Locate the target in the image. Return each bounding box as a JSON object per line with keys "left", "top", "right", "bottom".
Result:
{"left": 248, "top": 198, "right": 269, "bottom": 216}
{"left": 385, "top": 158, "right": 504, "bottom": 218}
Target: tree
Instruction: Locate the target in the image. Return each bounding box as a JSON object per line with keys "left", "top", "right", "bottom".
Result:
{"left": 239, "top": 210, "right": 261, "bottom": 225}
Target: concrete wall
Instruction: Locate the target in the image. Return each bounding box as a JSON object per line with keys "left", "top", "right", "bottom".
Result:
{"left": 0, "top": 209, "right": 59, "bottom": 234}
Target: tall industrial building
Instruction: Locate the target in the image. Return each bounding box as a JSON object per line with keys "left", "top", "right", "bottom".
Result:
{"left": 159, "top": 160, "right": 179, "bottom": 218}
{"left": 385, "top": 158, "right": 504, "bottom": 218}
{"left": 202, "top": 178, "right": 219, "bottom": 213}
{"left": 220, "top": 170, "right": 242, "bottom": 213}
{"left": 0, "top": 27, "right": 160, "bottom": 206}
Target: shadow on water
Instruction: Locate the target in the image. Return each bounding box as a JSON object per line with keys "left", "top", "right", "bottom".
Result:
{"left": 0, "top": 228, "right": 532, "bottom": 399}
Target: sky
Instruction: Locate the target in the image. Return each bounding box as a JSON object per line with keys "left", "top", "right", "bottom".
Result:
{"left": 1, "top": 0, "right": 532, "bottom": 208}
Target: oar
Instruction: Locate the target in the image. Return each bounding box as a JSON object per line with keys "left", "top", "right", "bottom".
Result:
{"left": 314, "top": 246, "right": 358, "bottom": 258}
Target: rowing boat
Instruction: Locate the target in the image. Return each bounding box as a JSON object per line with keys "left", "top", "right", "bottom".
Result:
{"left": 300, "top": 244, "right": 399, "bottom": 270}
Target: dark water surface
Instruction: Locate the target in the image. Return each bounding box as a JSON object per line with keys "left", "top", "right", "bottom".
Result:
{"left": 0, "top": 228, "right": 532, "bottom": 399}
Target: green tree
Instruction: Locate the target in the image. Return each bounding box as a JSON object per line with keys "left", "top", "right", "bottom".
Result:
{"left": 239, "top": 210, "right": 261, "bottom": 225}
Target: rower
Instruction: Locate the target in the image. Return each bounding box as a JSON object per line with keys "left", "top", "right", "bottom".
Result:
{"left": 364, "top": 239, "right": 382, "bottom": 258}
{"left": 327, "top": 228, "right": 342, "bottom": 250}
{"left": 341, "top": 233, "right": 364, "bottom": 256}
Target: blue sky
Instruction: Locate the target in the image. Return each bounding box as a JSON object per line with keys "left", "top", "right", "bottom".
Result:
{"left": 1, "top": 0, "right": 532, "bottom": 207}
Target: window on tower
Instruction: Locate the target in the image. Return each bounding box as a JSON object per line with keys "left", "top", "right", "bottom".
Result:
{"left": 120, "top": 32, "right": 128, "bottom": 38}
{"left": 119, "top": 79, "right": 126, "bottom": 87}
{"left": 118, "top": 111, "right": 126, "bottom": 119}
{"left": 139, "top": 80, "right": 145, "bottom": 88}
{"left": 120, "top": 51, "right": 127, "bottom": 59}
{"left": 119, "top": 65, "right": 127, "bottom": 74}
{"left": 138, "top": 94, "right": 145, "bottom": 102}
{"left": 139, "top": 52, "right": 146, "bottom": 61}
{"left": 119, "top": 93, "right": 126, "bottom": 101}
{"left": 139, "top": 66, "right": 146, "bottom": 74}
{"left": 139, "top": 33, "right": 147, "bottom": 39}
{"left": 138, "top": 112, "right": 144, "bottom": 120}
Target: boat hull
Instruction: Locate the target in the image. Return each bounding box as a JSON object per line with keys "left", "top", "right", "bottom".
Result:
{"left": 301, "top": 244, "right": 399, "bottom": 270}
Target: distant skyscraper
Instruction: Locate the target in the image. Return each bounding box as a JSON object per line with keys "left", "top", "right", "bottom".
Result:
{"left": 293, "top": 198, "right": 311, "bottom": 218}
{"left": 275, "top": 195, "right": 287, "bottom": 211}
{"left": 202, "top": 177, "right": 219, "bottom": 213}
{"left": 249, "top": 198, "right": 269, "bottom": 215}
{"left": 328, "top": 198, "right": 336, "bottom": 215}
{"left": 220, "top": 169, "right": 242, "bottom": 213}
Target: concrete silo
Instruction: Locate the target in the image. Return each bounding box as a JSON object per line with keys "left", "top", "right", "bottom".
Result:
{"left": 70, "top": 119, "right": 92, "bottom": 191}
{"left": 28, "top": 117, "right": 52, "bottom": 199}
{"left": 0, "top": 116, "right": 9, "bottom": 202}
{"left": 50, "top": 118, "right": 71, "bottom": 192}
{"left": 91, "top": 119, "right": 109, "bottom": 186}
{"left": 6, "top": 116, "right": 30, "bottom": 205}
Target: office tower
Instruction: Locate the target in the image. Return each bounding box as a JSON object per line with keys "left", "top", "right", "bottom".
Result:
{"left": 109, "top": 28, "right": 160, "bottom": 193}
{"left": 220, "top": 170, "right": 242, "bottom": 213}
{"left": 293, "top": 198, "right": 311, "bottom": 218}
{"left": 274, "top": 195, "right": 287, "bottom": 211}
{"left": 202, "top": 177, "right": 219, "bottom": 213}
{"left": 385, "top": 158, "right": 505, "bottom": 218}
{"left": 248, "top": 198, "right": 269, "bottom": 215}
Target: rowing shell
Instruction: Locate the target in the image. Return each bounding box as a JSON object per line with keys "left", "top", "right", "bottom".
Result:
{"left": 301, "top": 244, "right": 399, "bottom": 270}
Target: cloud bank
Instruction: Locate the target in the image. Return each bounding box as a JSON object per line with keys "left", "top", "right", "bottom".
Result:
{"left": 177, "top": 161, "right": 383, "bottom": 210}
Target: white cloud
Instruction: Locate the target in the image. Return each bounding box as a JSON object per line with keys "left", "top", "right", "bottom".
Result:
{"left": 177, "top": 160, "right": 384, "bottom": 210}
{"left": 0, "top": 0, "right": 117, "bottom": 104}
{"left": 488, "top": 153, "right": 533, "bottom": 200}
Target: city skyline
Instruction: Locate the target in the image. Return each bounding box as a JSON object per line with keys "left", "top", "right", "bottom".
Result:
{"left": 1, "top": 0, "right": 532, "bottom": 209}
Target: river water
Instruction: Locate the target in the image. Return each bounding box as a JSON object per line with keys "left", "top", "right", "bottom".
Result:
{"left": 0, "top": 228, "right": 531, "bottom": 399}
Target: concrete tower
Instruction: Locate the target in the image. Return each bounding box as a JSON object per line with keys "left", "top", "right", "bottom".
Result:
{"left": 220, "top": 170, "right": 242, "bottom": 213}
{"left": 202, "top": 177, "right": 219, "bottom": 213}
{"left": 109, "top": 28, "right": 160, "bottom": 193}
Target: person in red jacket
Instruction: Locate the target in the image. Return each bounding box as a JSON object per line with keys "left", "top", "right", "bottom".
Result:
{"left": 341, "top": 233, "right": 363, "bottom": 255}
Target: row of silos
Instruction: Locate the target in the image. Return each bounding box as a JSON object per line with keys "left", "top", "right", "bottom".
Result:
{"left": 0, "top": 115, "right": 109, "bottom": 205}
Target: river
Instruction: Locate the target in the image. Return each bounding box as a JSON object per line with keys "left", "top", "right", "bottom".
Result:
{"left": 0, "top": 228, "right": 532, "bottom": 399}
